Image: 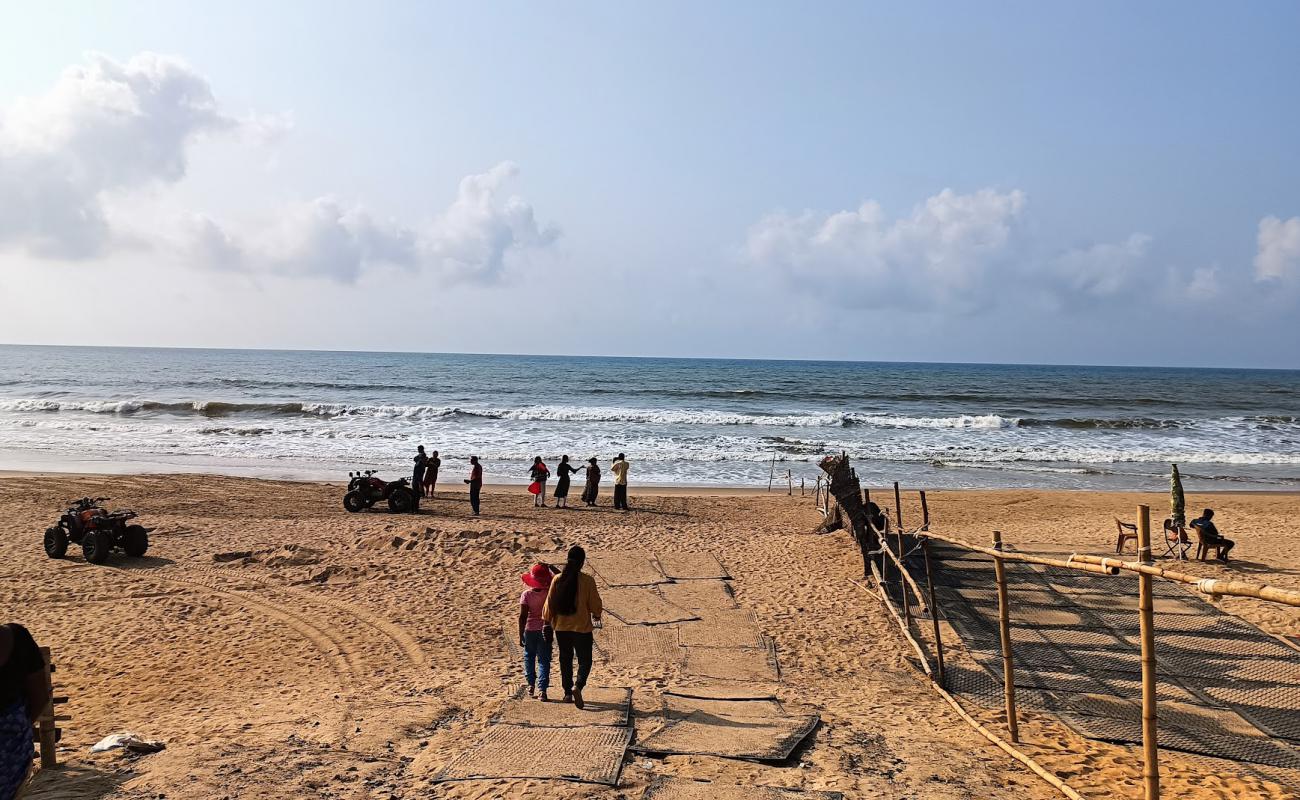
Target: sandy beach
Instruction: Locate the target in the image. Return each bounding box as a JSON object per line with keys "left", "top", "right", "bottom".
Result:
{"left": 6, "top": 474, "right": 1299, "bottom": 800}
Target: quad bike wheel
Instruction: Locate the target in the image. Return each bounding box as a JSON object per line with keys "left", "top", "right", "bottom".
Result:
{"left": 123, "top": 525, "right": 149, "bottom": 557}
{"left": 44, "top": 526, "right": 69, "bottom": 559}
{"left": 343, "top": 491, "right": 368, "bottom": 513}
{"left": 387, "top": 487, "right": 417, "bottom": 514}
{"left": 82, "top": 529, "right": 112, "bottom": 564}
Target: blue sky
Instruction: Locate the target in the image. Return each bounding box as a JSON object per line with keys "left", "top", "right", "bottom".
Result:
{"left": 1, "top": 1, "right": 1298, "bottom": 367}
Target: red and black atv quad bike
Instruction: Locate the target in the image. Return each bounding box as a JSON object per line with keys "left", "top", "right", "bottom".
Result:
{"left": 44, "top": 497, "right": 152, "bottom": 564}
{"left": 343, "top": 470, "right": 419, "bottom": 514}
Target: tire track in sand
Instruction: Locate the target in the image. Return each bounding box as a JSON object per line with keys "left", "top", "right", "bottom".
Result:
{"left": 188, "top": 567, "right": 429, "bottom": 670}
{"left": 131, "top": 569, "right": 362, "bottom": 744}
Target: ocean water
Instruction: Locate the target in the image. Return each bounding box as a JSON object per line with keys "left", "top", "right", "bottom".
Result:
{"left": 0, "top": 345, "right": 1297, "bottom": 491}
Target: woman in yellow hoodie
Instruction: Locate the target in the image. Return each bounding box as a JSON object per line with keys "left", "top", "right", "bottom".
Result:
{"left": 542, "top": 545, "right": 603, "bottom": 709}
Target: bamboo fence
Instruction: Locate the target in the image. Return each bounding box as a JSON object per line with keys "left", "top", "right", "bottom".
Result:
{"left": 818, "top": 463, "right": 1300, "bottom": 800}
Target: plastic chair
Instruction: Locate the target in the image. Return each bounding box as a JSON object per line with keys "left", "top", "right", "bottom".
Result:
{"left": 1115, "top": 519, "right": 1138, "bottom": 555}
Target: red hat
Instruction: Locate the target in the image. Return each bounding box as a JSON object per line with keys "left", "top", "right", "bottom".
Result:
{"left": 521, "top": 563, "right": 552, "bottom": 590}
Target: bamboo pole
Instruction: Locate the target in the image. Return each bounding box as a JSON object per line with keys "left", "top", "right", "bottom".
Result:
{"left": 923, "top": 537, "right": 946, "bottom": 688}
{"left": 37, "top": 646, "right": 58, "bottom": 768}
{"left": 893, "top": 481, "right": 904, "bottom": 531}
{"left": 1137, "top": 505, "right": 1160, "bottom": 800}
{"left": 919, "top": 531, "right": 1120, "bottom": 576}
{"left": 858, "top": 568, "right": 1084, "bottom": 800}
{"left": 1067, "top": 553, "right": 1300, "bottom": 608}
{"left": 878, "top": 533, "right": 930, "bottom": 610}
{"left": 992, "top": 530, "right": 1020, "bottom": 743}
{"left": 919, "top": 489, "right": 930, "bottom": 529}
{"left": 898, "top": 519, "right": 912, "bottom": 630}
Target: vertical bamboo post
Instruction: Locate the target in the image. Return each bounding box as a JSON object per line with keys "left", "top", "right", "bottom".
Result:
{"left": 1137, "top": 504, "right": 1160, "bottom": 800}
{"left": 991, "top": 530, "right": 1020, "bottom": 743}
{"left": 37, "top": 646, "right": 57, "bottom": 768}
{"left": 898, "top": 520, "right": 912, "bottom": 630}
{"left": 919, "top": 490, "right": 930, "bottom": 529}
{"left": 923, "top": 537, "right": 946, "bottom": 687}
{"left": 768, "top": 451, "right": 776, "bottom": 491}
{"left": 893, "top": 481, "right": 904, "bottom": 531}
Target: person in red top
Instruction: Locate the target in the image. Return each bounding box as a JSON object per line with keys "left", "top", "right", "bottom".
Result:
{"left": 517, "top": 563, "right": 557, "bottom": 700}
{"left": 464, "top": 456, "right": 483, "bottom": 516}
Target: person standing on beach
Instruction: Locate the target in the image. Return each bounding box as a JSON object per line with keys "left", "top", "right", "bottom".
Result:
{"left": 610, "top": 453, "right": 630, "bottom": 511}
{"left": 1, "top": 622, "right": 49, "bottom": 800}
{"left": 554, "top": 455, "right": 578, "bottom": 509}
{"left": 518, "top": 563, "right": 556, "bottom": 701}
{"left": 528, "top": 456, "right": 550, "bottom": 508}
{"left": 422, "top": 450, "right": 441, "bottom": 498}
{"left": 581, "top": 457, "right": 601, "bottom": 506}
{"left": 542, "top": 546, "right": 602, "bottom": 709}
{"left": 413, "top": 446, "right": 428, "bottom": 494}
{"left": 465, "top": 456, "right": 483, "bottom": 516}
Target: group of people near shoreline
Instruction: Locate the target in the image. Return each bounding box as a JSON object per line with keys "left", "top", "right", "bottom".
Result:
{"left": 411, "top": 447, "right": 630, "bottom": 516}
{"left": 517, "top": 546, "right": 601, "bottom": 706}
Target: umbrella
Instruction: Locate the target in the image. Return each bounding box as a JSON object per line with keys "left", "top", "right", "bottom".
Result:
{"left": 1170, "top": 463, "right": 1185, "bottom": 528}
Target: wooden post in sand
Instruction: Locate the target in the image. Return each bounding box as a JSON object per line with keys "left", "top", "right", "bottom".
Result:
{"left": 897, "top": 515, "right": 911, "bottom": 630}
{"left": 991, "top": 530, "right": 1020, "bottom": 743}
{"left": 893, "top": 481, "right": 904, "bottom": 531}
{"left": 922, "top": 537, "right": 946, "bottom": 687}
{"left": 1136, "top": 505, "right": 1160, "bottom": 800}
{"left": 919, "top": 490, "right": 930, "bottom": 529}
{"left": 36, "top": 646, "right": 59, "bottom": 768}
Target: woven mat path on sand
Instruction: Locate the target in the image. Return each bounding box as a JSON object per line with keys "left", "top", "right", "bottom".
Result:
{"left": 677, "top": 609, "right": 766, "bottom": 649}
{"left": 434, "top": 724, "right": 632, "bottom": 785}
{"left": 656, "top": 552, "right": 731, "bottom": 581}
{"left": 595, "top": 622, "right": 684, "bottom": 666}
{"left": 641, "top": 776, "right": 843, "bottom": 800}
{"left": 632, "top": 710, "right": 819, "bottom": 760}
{"left": 588, "top": 551, "right": 668, "bottom": 587}
{"left": 604, "top": 587, "right": 700, "bottom": 625}
{"left": 659, "top": 580, "right": 738, "bottom": 611}
{"left": 682, "top": 640, "right": 781, "bottom": 683}
{"left": 494, "top": 686, "right": 633, "bottom": 728}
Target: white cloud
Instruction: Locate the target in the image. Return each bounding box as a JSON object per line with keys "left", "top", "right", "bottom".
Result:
{"left": 744, "top": 188, "right": 1025, "bottom": 309}
{"left": 1049, "top": 234, "right": 1151, "bottom": 297}
{"left": 1255, "top": 215, "right": 1300, "bottom": 282}
{"left": 184, "top": 163, "right": 557, "bottom": 283}
{"left": 1, "top": 53, "right": 556, "bottom": 283}
{"left": 0, "top": 52, "right": 235, "bottom": 258}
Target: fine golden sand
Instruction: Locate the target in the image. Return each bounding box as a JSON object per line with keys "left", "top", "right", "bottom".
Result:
{"left": 5, "top": 474, "right": 1297, "bottom": 799}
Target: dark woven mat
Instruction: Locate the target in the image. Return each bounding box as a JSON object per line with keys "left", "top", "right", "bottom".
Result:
{"left": 494, "top": 686, "right": 632, "bottom": 728}
{"left": 434, "top": 724, "right": 632, "bottom": 784}
{"left": 657, "top": 552, "right": 731, "bottom": 581}
{"left": 642, "top": 776, "right": 843, "bottom": 799}
{"left": 632, "top": 710, "right": 818, "bottom": 760}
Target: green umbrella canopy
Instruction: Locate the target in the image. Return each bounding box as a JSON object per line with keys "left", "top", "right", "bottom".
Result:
{"left": 1171, "top": 463, "right": 1185, "bottom": 527}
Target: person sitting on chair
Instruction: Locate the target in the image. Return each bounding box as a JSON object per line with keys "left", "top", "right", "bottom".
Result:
{"left": 1190, "top": 508, "right": 1234, "bottom": 561}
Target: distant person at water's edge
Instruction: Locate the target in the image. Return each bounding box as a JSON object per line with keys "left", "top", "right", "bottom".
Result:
{"left": 581, "top": 457, "right": 601, "bottom": 506}
{"left": 465, "top": 456, "right": 483, "bottom": 516}
{"left": 1, "top": 622, "right": 49, "bottom": 799}
{"left": 554, "top": 455, "right": 578, "bottom": 509}
{"left": 1190, "top": 508, "right": 1234, "bottom": 561}
{"left": 413, "top": 446, "right": 428, "bottom": 494}
{"left": 528, "top": 456, "right": 550, "bottom": 508}
{"left": 518, "top": 563, "right": 557, "bottom": 701}
{"left": 611, "top": 453, "right": 629, "bottom": 510}
{"left": 542, "top": 546, "right": 603, "bottom": 709}
{"left": 422, "top": 449, "right": 440, "bottom": 498}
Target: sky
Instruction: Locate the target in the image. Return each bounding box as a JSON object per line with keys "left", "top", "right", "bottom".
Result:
{"left": 0, "top": 1, "right": 1298, "bottom": 368}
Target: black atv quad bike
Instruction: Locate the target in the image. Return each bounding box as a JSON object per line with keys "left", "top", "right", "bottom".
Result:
{"left": 45, "top": 497, "right": 152, "bottom": 564}
{"left": 343, "top": 470, "right": 419, "bottom": 514}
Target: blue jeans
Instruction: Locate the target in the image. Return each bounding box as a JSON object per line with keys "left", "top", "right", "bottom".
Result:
{"left": 523, "top": 630, "right": 552, "bottom": 691}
